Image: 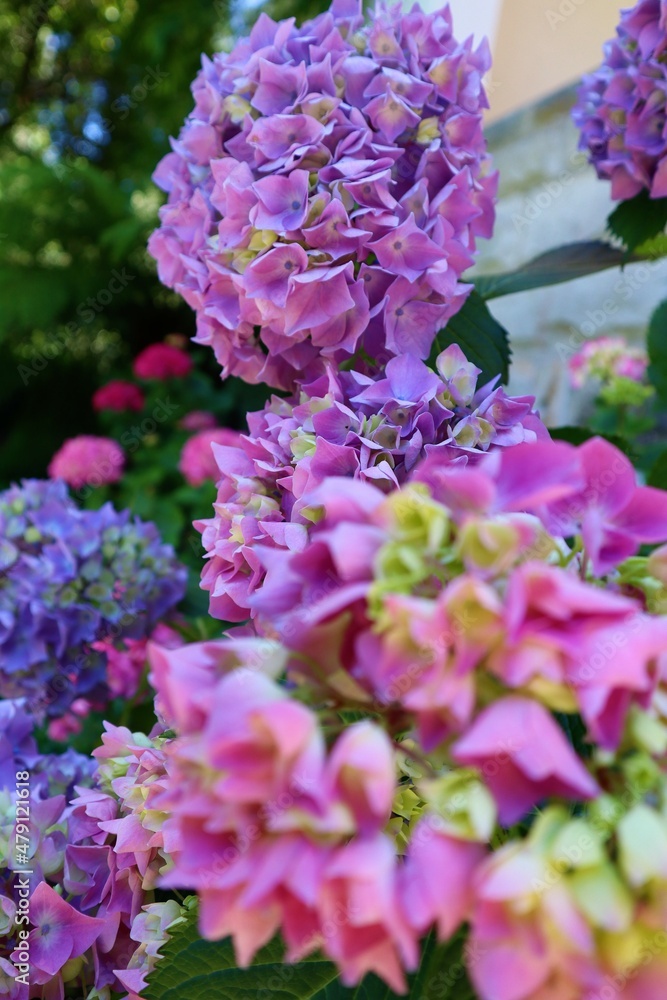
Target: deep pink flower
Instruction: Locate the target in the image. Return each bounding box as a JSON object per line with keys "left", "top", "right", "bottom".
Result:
{"left": 178, "top": 427, "right": 242, "bottom": 486}
{"left": 133, "top": 343, "right": 193, "bottom": 380}
{"left": 48, "top": 435, "right": 125, "bottom": 489}
{"left": 92, "top": 624, "right": 183, "bottom": 699}
{"left": 402, "top": 820, "right": 486, "bottom": 939}
{"left": 452, "top": 697, "right": 600, "bottom": 824}
{"left": 489, "top": 562, "right": 637, "bottom": 695}
{"left": 92, "top": 380, "right": 145, "bottom": 413}
{"left": 548, "top": 437, "right": 667, "bottom": 574}
{"left": 567, "top": 336, "right": 649, "bottom": 389}
{"left": 179, "top": 410, "right": 218, "bottom": 431}
{"left": 569, "top": 615, "right": 667, "bottom": 749}
{"left": 318, "top": 835, "right": 418, "bottom": 993}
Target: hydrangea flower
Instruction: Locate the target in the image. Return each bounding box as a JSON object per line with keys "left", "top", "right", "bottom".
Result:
{"left": 132, "top": 342, "right": 193, "bottom": 380}
{"left": 48, "top": 435, "right": 125, "bottom": 490}
{"left": 92, "top": 380, "right": 145, "bottom": 413}
{"left": 568, "top": 336, "right": 649, "bottom": 389}
{"left": 149, "top": 0, "right": 497, "bottom": 389}
{"left": 0, "top": 480, "right": 186, "bottom": 719}
{"left": 0, "top": 712, "right": 189, "bottom": 1000}
{"left": 573, "top": 0, "right": 667, "bottom": 200}
{"left": 0, "top": 707, "right": 96, "bottom": 988}
{"left": 93, "top": 622, "right": 184, "bottom": 701}
{"left": 178, "top": 427, "right": 242, "bottom": 486}
{"left": 196, "top": 346, "right": 546, "bottom": 621}
{"left": 179, "top": 410, "right": 218, "bottom": 430}
{"left": 148, "top": 431, "right": 667, "bottom": 995}
{"left": 61, "top": 723, "right": 189, "bottom": 998}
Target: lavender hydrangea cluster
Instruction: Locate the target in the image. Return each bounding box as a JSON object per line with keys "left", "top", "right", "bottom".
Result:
{"left": 0, "top": 699, "right": 95, "bottom": 900}
{"left": 197, "top": 345, "right": 546, "bottom": 622}
{"left": 0, "top": 703, "right": 185, "bottom": 999}
{"left": 149, "top": 0, "right": 497, "bottom": 390}
{"left": 573, "top": 0, "right": 667, "bottom": 200}
{"left": 0, "top": 480, "right": 186, "bottom": 718}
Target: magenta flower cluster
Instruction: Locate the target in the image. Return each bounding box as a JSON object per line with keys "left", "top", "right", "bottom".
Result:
{"left": 573, "top": 0, "right": 667, "bottom": 200}
{"left": 48, "top": 435, "right": 126, "bottom": 491}
{"left": 197, "top": 345, "right": 546, "bottom": 622}
{"left": 148, "top": 434, "right": 667, "bottom": 997}
{"left": 149, "top": 0, "right": 496, "bottom": 389}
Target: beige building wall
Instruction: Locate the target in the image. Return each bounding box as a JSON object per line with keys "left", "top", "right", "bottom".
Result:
{"left": 445, "top": 0, "right": 621, "bottom": 121}
{"left": 491, "top": 0, "right": 621, "bottom": 119}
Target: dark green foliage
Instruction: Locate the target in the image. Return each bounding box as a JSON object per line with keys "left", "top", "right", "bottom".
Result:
{"left": 607, "top": 190, "right": 667, "bottom": 253}
{"left": 648, "top": 300, "right": 667, "bottom": 404}
{"left": 144, "top": 904, "right": 474, "bottom": 1000}
{"left": 474, "top": 241, "right": 636, "bottom": 300}
{"left": 432, "top": 291, "right": 510, "bottom": 386}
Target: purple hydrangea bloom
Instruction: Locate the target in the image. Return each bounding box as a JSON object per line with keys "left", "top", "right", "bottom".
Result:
{"left": 0, "top": 480, "right": 187, "bottom": 719}
{"left": 149, "top": 0, "right": 497, "bottom": 390}
{"left": 573, "top": 0, "right": 667, "bottom": 200}
{"left": 196, "top": 346, "right": 546, "bottom": 622}
{"left": 0, "top": 699, "right": 36, "bottom": 788}
{"left": 0, "top": 718, "right": 181, "bottom": 999}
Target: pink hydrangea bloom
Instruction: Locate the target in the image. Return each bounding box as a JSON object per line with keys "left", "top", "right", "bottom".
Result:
{"left": 178, "top": 427, "right": 242, "bottom": 486}
{"left": 179, "top": 410, "right": 218, "bottom": 430}
{"left": 568, "top": 336, "right": 649, "bottom": 389}
{"left": 132, "top": 342, "right": 193, "bottom": 380}
{"left": 146, "top": 412, "right": 667, "bottom": 993}
{"left": 197, "top": 349, "right": 546, "bottom": 622}
{"left": 451, "top": 697, "right": 600, "bottom": 825}
{"left": 92, "top": 380, "right": 145, "bottom": 413}
{"left": 146, "top": 642, "right": 419, "bottom": 989}
{"left": 48, "top": 435, "right": 125, "bottom": 489}
{"left": 92, "top": 623, "right": 184, "bottom": 699}
{"left": 148, "top": 0, "right": 497, "bottom": 389}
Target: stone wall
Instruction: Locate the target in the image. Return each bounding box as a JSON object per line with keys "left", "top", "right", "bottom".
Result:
{"left": 475, "top": 86, "right": 667, "bottom": 426}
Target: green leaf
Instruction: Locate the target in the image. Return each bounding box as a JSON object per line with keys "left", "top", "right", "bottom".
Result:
{"left": 608, "top": 190, "right": 667, "bottom": 253}
{"left": 647, "top": 300, "right": 667, "bottom": 403}
{"left": 473, "top": 242, "right": 633, "bottom": 301}
{"left": 145, "top": 908, "right": 474, "bottom": 1000}
{"left": 433, "top": 291, "right": 510, "bottom": 385}
{"left": 144, "top": 912, "right": 338, "bottom": 1000}
{"left": 648, "top": 450, "right": 667, "bottom": 490}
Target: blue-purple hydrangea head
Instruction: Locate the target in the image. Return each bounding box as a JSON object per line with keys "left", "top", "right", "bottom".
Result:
{"left": 0, "top": 480, "right": 187, "bottom": 719}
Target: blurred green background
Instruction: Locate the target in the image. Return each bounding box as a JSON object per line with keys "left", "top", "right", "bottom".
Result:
{"left": 0, "top": 0, "right": 328, "bottom": 484}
